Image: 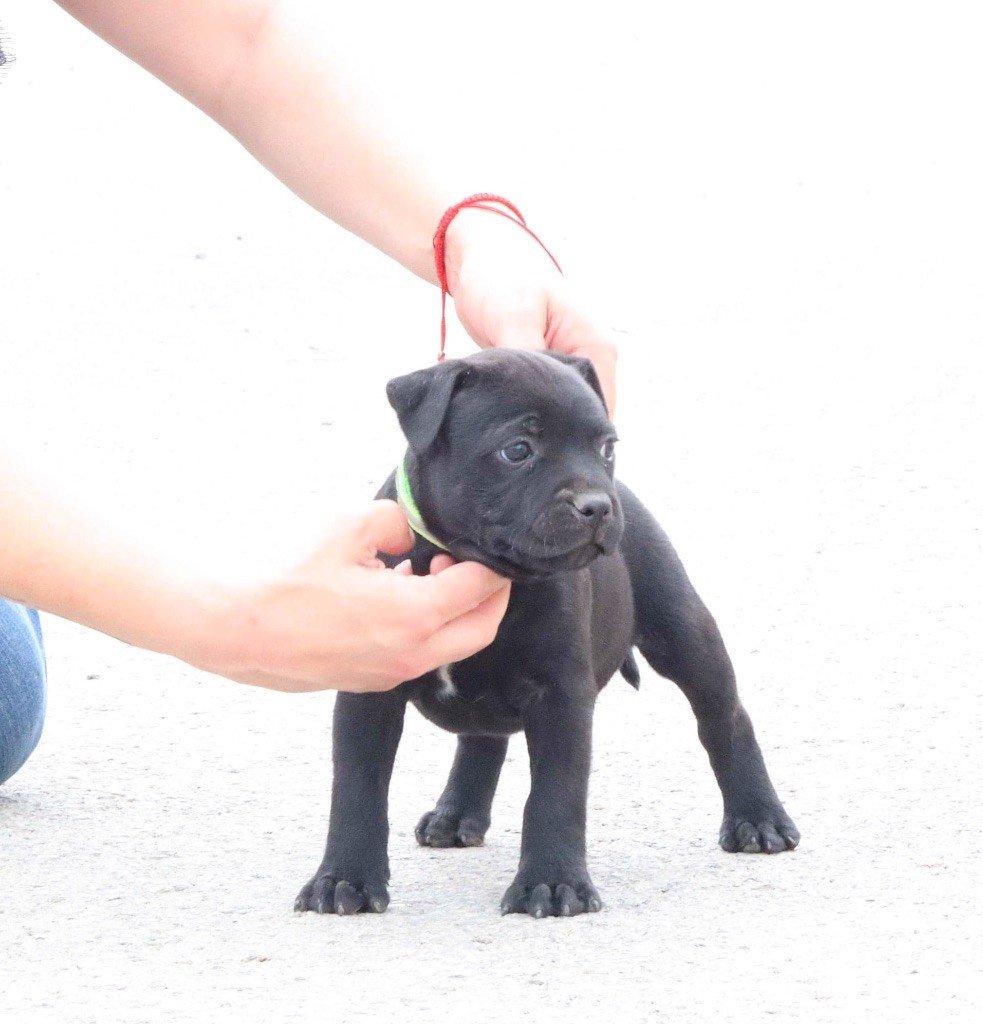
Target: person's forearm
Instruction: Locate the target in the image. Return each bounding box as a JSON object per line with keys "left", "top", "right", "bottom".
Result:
{"left": 56, "top": 0, "right": 460, "bottom": 282}
{"left": 0, "top": 448, "right": 218, "bottom": 664}
{"left": 55, "top": 0, "right": 619, "bottom": 406}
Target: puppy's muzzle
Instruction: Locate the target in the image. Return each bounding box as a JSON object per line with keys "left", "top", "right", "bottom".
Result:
{"left": 532, "top": 490, "right": 624, "bottom": 558}
{"left": 569, "top": 490, "right": 614, "bottom": 523}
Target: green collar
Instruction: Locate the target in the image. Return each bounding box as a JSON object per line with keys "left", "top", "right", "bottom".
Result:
{"left": 395, "top": 454, "right": 447, "bottom": 550}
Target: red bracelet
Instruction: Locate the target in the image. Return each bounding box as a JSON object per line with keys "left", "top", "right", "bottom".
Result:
{"left": 432, "top": 193, "right": 562, "bottom": 362}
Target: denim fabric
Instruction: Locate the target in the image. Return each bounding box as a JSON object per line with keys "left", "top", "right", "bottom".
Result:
{"left": 0, "top": 599, "right": 46, "bottom": 785}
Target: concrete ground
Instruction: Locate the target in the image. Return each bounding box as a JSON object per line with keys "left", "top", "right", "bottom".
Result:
{"left": 2, "top": 2, "right": 981, "bottom": 1021}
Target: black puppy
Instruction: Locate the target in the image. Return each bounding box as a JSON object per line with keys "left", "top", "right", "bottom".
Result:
{"left": 295, "top": 349, "right": 798, "bottom": 918}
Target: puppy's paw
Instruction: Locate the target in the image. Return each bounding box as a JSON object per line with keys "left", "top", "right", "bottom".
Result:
{"left": 719, "top": 807, "right": 800, "bottom": 854}
{"left": 294, "top": 872, "right": 390, "bottom": 915}
{"left": 500, "top": 869, "right": 601, "bottom": 919}
{"left": 415, "top": 809, "right": 488, "bottom": 848}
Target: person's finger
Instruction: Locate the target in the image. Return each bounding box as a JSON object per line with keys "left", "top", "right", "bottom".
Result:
{"left": 419, "top": 584, "right": 511, "bottom": 665}
{"left": 573, "top": 343, "right": 617, "bottom": 417}
{"left": 391, "top": 553, "right": 453, "bottom": 578}
{"left": 419, "top": 560, "right": 510, "bottom": 625}
{"left": 542, "top": 293, "right": 618, "bottom": 416}
{"left": 429, "top": 553, "right": 455, "bottom": 575}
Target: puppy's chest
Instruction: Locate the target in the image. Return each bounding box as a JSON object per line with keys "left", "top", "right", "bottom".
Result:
{"left": 411, "top": 585, "right": 590, "bottom": 735}
{"left": 412, "top": 651, "right": 540, "bottom": 736}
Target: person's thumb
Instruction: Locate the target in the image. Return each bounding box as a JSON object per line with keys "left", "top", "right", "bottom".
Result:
{"left": 328, "top": 500, "right": 414, "bottom": 566}
{"left": 490, "top": 325, "right": 546, "bottom": 351}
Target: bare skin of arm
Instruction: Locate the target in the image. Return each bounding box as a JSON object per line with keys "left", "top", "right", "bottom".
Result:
{"left": 0, "top": 446, "right": 509, "bottom": 692}
{"left": 55, "top": 0, "right": 617, "bottom": 405}
{"left": 0, "top": 0, "right": 616, "bottom": 692}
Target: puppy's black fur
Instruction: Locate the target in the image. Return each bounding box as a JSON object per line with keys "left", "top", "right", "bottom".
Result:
{"left": 296, "top": 350, "right": 798, "bottom": 918}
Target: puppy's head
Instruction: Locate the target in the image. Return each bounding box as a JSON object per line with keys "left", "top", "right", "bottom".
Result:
{"left": 386, "top": 349, "right": 623, "bottom": 580}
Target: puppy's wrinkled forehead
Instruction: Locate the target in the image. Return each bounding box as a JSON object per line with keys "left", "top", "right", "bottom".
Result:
{"left": 386, "top": 349, "right": 610, "bottom": 455}
{"left": 450, "top": 350, "right": 610, "bottom": 436}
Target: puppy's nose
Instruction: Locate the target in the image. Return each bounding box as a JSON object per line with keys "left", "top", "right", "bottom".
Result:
{"left": 570, "top": 491, "right": 613, "bottom": 521}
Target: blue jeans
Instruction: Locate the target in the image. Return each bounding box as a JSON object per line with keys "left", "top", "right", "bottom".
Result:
{"left": 0, "top": 600, "right": 46, "bottom": 785}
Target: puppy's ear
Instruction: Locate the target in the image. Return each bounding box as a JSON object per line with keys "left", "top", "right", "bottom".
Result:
{"left": 547, "top": 352, "right": 607, "bottom": 413}
{"left": 386, "top": 360, "right": 471, "bottom": 452}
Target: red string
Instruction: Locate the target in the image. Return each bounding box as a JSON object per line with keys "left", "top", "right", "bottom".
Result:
{"left": 432, "top": 193, "right": 562, "bottom": 362}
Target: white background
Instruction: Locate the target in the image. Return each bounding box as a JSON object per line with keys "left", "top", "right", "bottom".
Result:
{"left": 1, "top": 2, "right": 981, "bottom": 1022}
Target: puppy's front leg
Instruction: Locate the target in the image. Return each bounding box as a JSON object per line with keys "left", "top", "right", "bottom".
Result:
{"left": 295, "top": 691, "right": 406, "bottom": 915}
{"left": 501, "top": 687, "right": 601, "bottom": 918}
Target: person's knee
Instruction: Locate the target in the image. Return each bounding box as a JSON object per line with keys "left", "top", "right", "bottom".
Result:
{"left": 0, "top": 601, "right": 47, "bottom": 786}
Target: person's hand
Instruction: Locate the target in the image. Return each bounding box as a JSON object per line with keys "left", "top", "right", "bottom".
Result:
{"left": 444, "top": 208, "right": 618, "bottom": 414}
{"left": 196, "top": 501, "right": 510, "bottom": 693}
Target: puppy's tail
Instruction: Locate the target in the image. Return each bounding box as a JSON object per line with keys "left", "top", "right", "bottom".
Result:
{"left": 619, "top": 651, "right": 641, "bottom": 689}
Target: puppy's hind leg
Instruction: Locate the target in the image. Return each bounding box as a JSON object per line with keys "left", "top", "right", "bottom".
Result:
{"left": 619, "top": 484, "right": 799, "bottom": 854}
{"left": 416, "top": 735, "right": 508, "bottom": 848}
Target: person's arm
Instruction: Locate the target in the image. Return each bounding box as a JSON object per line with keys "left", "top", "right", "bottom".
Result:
{"left": 0, "top": 448, "right": 509, "bottom": 692}
{"left": 54, "top": 0, "right": 617, "bottom": 409}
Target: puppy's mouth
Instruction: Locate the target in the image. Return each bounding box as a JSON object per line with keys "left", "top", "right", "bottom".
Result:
{"left": 448, "top": 533, "right": 610, "bottom": 581}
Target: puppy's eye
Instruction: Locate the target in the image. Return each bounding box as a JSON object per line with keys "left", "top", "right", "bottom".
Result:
{"left": 500, "top": 440, "right": 532, "bottom": 463}
{"left": 601, "top": 439, "right": 617, "bottom": 460}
